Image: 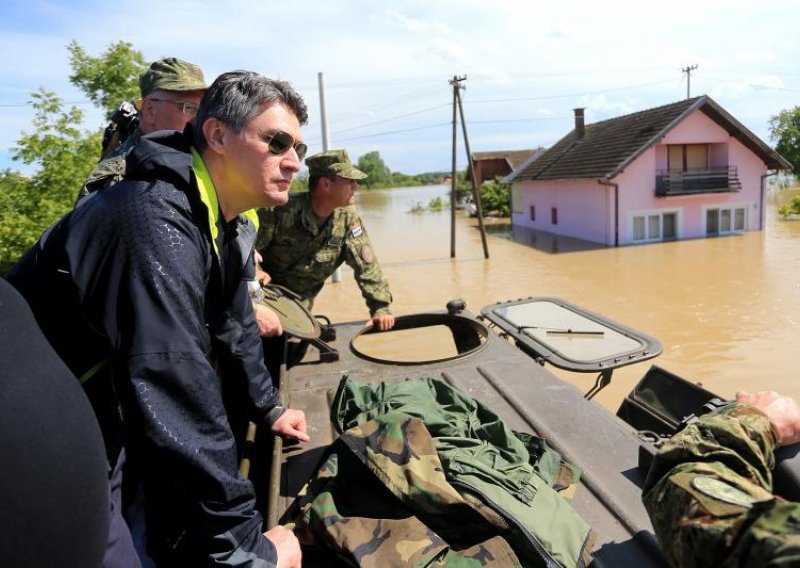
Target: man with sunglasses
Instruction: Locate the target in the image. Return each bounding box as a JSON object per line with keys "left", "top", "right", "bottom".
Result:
{"left": 77, "top": 57, "right": 207, "bottom": 200}
{"left": 256, "top": 148, "right": 395, "bottom": 332}
{"left": 8, "top": 71, "right": 309, "bottom": 567}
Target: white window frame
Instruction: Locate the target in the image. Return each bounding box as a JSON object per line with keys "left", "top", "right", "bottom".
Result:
{"left": 703, "top": 203, "right": 749, "bottom": 235}
{"left": 630, "top": 209, "right": 681, "bottom": 243}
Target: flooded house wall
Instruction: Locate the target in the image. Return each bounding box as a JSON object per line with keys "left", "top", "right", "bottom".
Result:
{"left": 511, "top": 179, "right": 610, "bottom": 244}
{"left": 511, "top": 109, "right": 769, "bottom": 246}
{"left": 616, "top": 110, "right": 765, "bottom": 243}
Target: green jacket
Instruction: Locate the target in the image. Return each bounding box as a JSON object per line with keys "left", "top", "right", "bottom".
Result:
{"left": 643, "top": 403, "right": 800, "bottom": 567}
{"left": 293, "top": 376, "right": 594, "bottom": 568}
{"left": 256, "top": 192, "right": 392, "bottom": 316}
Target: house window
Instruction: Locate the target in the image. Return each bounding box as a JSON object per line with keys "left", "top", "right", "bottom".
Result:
{"left": 668, "top": 144, "right": 709, "bottom": 172}
{"left": 632, "top": 211, "right": 678, "bottom": 242}
{"left": 707, "top": 206, "right": 747, "bottom": 235}
{"left": 551, "top": 207, "right": 558, "bottom": 225}
{"left": 530, "top": 205, "right": 536, "bottom": 221}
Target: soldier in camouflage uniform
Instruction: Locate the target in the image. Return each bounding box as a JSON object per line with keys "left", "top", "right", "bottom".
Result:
{"left": 256, "top": 149, "right": 395, "bottom": 331}
{"left": 643, "top": 389, "right": 800, "bottom": 566}
{"left": 76, "top": 57, "right": 206, "bottom": 201}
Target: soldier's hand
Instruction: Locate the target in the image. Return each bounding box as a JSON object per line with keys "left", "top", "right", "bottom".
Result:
{"left": 369, "top": 313, "right": 395, "bottom": 331}
{"left": 254, "top": 304, "right": 283, "bottom": 337}
{"left": 271, "top": 409, "right": 310, "bottom": 442}
{"left": 737, "top": 390, "right": 800, "bottom": 446}
{"left": 263, "top": 525, "right": 301, "bottom": 568}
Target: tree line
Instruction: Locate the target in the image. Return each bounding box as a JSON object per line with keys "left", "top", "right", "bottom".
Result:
{"left": 2, "top": 41, "right": 798, "bottom": 272}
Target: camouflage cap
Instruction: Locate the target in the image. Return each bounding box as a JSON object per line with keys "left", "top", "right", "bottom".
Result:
{"left": 139, "top": 57, "right": 207, "bottom": 98}
{"left": 306, "top": 149, "right": 368, "bottom": 180}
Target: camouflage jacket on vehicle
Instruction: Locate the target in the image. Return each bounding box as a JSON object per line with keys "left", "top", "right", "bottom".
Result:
{"left": 643, "top": 402, "right": 800, "bottom": 567}
{"left": 256, "top": 192, "right": 392, "bottom": 316}
{"left": 291, "top": 376, "right": 595, "bottom": 568}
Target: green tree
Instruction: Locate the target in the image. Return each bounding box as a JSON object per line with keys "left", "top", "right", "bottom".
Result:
{"left": 68, "top": 40, "right": 147, "bottom": 117}
{"left": 478, "top": 177, "right": 511, "bottom": 217}
{"left": 778, "top": 194, "right": 800, "bottom": 220}
{"left": 769, "top": 106, "right": 800, "bottom": 174}
{"left": 0, "top": 41, "right": 143, "bottom": 272}
{"left": 356, "top": 151, "right": 391, "bottom": 188}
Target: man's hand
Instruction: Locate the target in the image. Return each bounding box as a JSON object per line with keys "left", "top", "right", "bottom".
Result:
{"left": 263, "top": 525, "right": 301, "bottom": 568}
{"left": 254, "top": 304, "right": 283, "bottom": 337}
{"left": 271, "top": 409, "right": 310, "bottom": 442}
{"left": 254, "top": 262, "right": 271, "bottom": 286}
{"left": 368, "top": 312, "right": 395, "bottom": 331}
{"left": 737, "top": 390, "right": 800, "bottom": 446}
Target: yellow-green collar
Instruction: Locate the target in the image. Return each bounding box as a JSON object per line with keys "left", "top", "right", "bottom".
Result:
{"left": 191, "top": 148, "right": 222, "bottom": 260}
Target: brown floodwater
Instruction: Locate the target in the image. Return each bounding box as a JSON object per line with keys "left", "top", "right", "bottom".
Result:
{"left": 313, "top": 185, "right": 800, "bottom": 412}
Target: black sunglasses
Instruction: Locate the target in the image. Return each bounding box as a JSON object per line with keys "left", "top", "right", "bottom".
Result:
{"left": 264, "top": 130, "right": 307, "bottom": 161}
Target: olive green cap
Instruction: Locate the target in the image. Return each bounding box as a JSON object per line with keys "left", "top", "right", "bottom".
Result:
{"left": 139, "top": 57, "right": 207, "bottom": 98}
{"left": 306, "top": 149, "right": 368, "bottom": 180}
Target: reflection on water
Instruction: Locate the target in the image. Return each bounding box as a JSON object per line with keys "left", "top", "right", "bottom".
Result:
{"left": 313, "top": 184, "right": 800, "bottom": 411}
{"left": 486, "top": 224, "right": 608, "bottom": 255}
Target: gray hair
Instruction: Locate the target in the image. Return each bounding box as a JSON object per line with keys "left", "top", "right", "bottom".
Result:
{"left": 194, "top": 70, "right": 308, "bottom": 150}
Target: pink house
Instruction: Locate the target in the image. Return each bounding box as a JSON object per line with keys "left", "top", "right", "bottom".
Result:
{"left": 505, "top": 96, "right": 791, "bottom": 246}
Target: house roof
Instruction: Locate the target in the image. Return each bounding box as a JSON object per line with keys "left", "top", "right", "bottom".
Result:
{"left": 471, "top": 149, "right": 542, "bottom": 169}
{"left": 507, "top": 95, "right": 791, "bottom": 183}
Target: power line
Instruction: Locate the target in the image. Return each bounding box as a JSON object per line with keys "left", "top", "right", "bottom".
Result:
{"left": 332, "top": 102, "right": 449, "bottom": 135}
{"left": 306, "top": 121, "right": 451, "bottom": 145}
{"left": 703, "top": 76, "right": 800, "bottom": 93}
{"left": 463, "top": 79, "right": 679, "bottom": 104}
{"left": 329, "top": 84, "right": 444, "bottom": 124}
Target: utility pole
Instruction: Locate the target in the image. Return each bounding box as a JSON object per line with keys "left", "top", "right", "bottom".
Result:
{"left": 682, "top": 64, "right": 698, "bottom": 99}
{"left": 450, "top": 76, "right": 458, "bottom": 258}
{"left": 450, "top": 75, "right": 490, "bottom": 259}
{"left": 319, "top": 72, "right": 342, "bottom": 283}
{"left": 318, "top": 72, "right": 330, "bottom": 151}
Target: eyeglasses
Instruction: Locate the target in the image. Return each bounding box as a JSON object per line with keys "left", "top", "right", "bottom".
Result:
{"left": 147, "top": 97, "right": 200, "bottom": 116}
{"left": 263, "top": 130, "right": 308, "bottom": 161}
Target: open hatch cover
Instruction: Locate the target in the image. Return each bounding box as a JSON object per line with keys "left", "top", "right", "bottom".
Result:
{"left": 480, "top": 297, "right": 662, "bottom": 373}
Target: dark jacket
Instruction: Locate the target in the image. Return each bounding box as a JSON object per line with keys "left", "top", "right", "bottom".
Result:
{"left": 6, "top": 130, "right": 282, "bottom": 567}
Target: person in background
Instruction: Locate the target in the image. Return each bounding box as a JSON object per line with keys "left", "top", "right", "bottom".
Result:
{"left": 77, "top": 56, "right": 207, "bottom": 200}
{"left": 7, "top": 70, "right": 309, "bottom": 567}
{"left": 256, "top": 148, "right": 395, "bottom": 332}
{"left": 643, "top": 389, "right": 800, "bottom": 566}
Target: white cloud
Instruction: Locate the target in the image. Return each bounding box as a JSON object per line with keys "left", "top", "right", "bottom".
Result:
{"left": 385, "top": 10, "right": 453, "bottom": 35}
{"left": 0, "top": 0, "right": 798, "bottom": 174}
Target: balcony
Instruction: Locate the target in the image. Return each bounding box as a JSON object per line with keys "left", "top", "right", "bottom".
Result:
{"left": 655, "top": 166, "right": 741, "bottom": 197}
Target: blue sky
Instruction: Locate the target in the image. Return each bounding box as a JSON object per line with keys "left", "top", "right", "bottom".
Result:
{"left": 1, "top": 0, "right": 798, "bottom": 175}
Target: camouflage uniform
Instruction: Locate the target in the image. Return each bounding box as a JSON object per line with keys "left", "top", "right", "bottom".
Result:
{"left": 77, "top": 129, "right": 142, "bottom": 200}
{"left": 76, "top": 57, "right": 206, "bottom": 203}
{"left": 643, "top": 402, "right": 800, "bottom": 567}
{"left": 292, "top": 376, "right": 594, "bottom": 568}
{"left": 256, "top": 191, "right": 392, "bottom": 316}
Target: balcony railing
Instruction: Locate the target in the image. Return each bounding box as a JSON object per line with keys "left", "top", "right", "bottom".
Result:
{"left": 656, "top": 166, "right": 741, "bottom": 197}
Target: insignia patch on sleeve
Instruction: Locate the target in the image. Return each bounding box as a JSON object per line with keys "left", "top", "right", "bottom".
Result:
{"left": 361, "top": 244, "right": 375, "bottom": 263}
{"left": 351, "top": 224, "right": 363, "bottom": 238}
{"left": 691, "top": 477, "right": 757, "bottom": 507}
